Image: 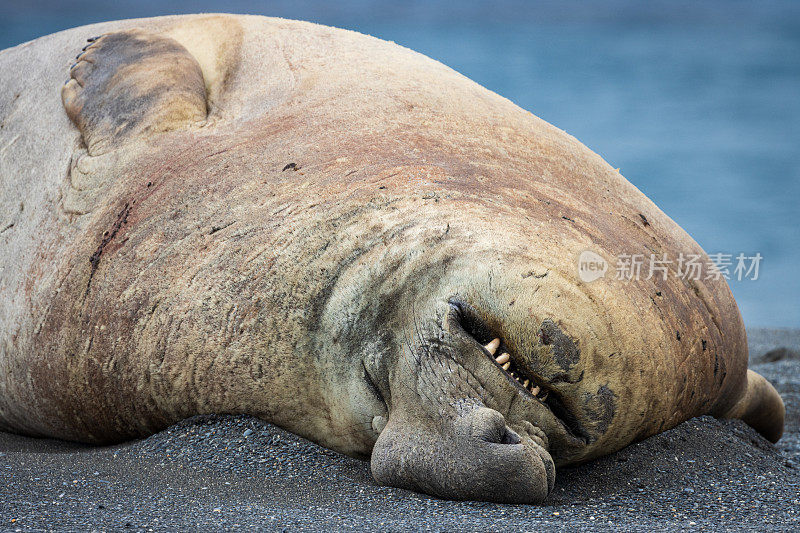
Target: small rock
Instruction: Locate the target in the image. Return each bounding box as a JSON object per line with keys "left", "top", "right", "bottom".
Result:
{"left": 760, "top": 347, "right": 800, "bottom": 362}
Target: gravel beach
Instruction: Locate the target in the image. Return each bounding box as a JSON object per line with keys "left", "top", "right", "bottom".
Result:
{"left": 1, "top": 328, "right": 798, "bottom": 531}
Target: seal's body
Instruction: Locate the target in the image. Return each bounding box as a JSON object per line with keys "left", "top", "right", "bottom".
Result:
{"left": 0, "top": 15, "right": 783, "bottom": 503}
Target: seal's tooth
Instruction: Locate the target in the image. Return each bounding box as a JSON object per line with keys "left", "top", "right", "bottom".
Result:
{"left": 484, "top": 338, "right": 500, "bottom": 355}
{"left": 495, "top": 353, "right": 510, "bottom": 364}
{"left": 531, "top": 385, "right": 540, "bottom": 396}
{"left": 502, "top": 362, "right": 511, "bottom": 371}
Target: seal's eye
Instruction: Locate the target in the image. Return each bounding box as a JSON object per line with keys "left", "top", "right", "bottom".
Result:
{"left": 447, "top": 297, "right": 496, "bottom": 345}
{"left": 363, "top": 361, "right": 387, "bottom": 408}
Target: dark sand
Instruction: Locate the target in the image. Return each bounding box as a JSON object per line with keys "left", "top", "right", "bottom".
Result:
{"left": 1, "top": 328, "right": 798, "bottom": 531}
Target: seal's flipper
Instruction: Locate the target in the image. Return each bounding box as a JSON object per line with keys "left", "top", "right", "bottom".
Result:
{"left": 723, "top": 369, "right": 785, "bottom": 443}
{"left": 62, "top": 29, "right": 207, "bottom": 155}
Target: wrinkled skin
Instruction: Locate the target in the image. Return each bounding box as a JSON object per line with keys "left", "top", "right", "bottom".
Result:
{"left": 0, "top": 15, "right": 784, "bottom": 504}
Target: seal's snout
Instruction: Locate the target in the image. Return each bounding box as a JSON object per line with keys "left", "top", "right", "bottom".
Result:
{"left": 370, "top": 407, "right": 555, "bottom": 503}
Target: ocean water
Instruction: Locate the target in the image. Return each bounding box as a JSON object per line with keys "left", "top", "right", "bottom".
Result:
{"left": 2, "top": 1, "right": 798, "bottom": 327}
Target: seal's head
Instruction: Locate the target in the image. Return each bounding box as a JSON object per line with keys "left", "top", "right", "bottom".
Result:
{"left": 364, "top": 261, "right": 627, "bottom": 504}
{"left": 318, "top": 196, "right": 762, "bottom": 504}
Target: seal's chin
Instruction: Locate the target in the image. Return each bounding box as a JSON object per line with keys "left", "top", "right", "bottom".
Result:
{"left": 447, "top": 299, "right": 590, "bottom": 444}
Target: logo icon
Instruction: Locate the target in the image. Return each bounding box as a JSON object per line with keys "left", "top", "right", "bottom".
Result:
{"left": 578, "top": 250, "right": 608, "bottom": 283}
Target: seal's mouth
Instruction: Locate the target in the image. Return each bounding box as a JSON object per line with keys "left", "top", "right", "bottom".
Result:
{"left": 448, "top": 300, "right": 589, "bottom": 444}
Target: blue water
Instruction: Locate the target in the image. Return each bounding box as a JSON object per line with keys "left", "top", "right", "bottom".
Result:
{"left": 2, "top": 1, "right": 798, "bottom": 327}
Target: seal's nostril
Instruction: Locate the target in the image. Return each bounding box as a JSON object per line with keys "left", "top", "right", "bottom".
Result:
{"left": 464, "top": 407, "right": 498, "bottom": 441}
{"left": 465, "top": 407, "right": 523, "bottom": 445}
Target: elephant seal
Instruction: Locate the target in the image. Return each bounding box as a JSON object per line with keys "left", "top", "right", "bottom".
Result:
{"left": 0, "top": 14, "right": 784, "bottom": 503}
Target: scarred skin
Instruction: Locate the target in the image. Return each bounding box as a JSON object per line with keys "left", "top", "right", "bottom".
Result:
{"left": 0, "top": 15, "right": 784, "bottom": 503}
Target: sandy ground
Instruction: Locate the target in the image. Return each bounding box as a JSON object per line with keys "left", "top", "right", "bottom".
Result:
{"left": 1, "top": 328, "right": 798, "bottom": 532}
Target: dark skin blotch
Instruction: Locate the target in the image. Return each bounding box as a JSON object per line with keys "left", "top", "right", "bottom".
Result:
{"left": 582, "top": 385, "right": 616, "bottom": 436}
{"left": 539, "top": 319, "right": 580, "bottom": 371}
